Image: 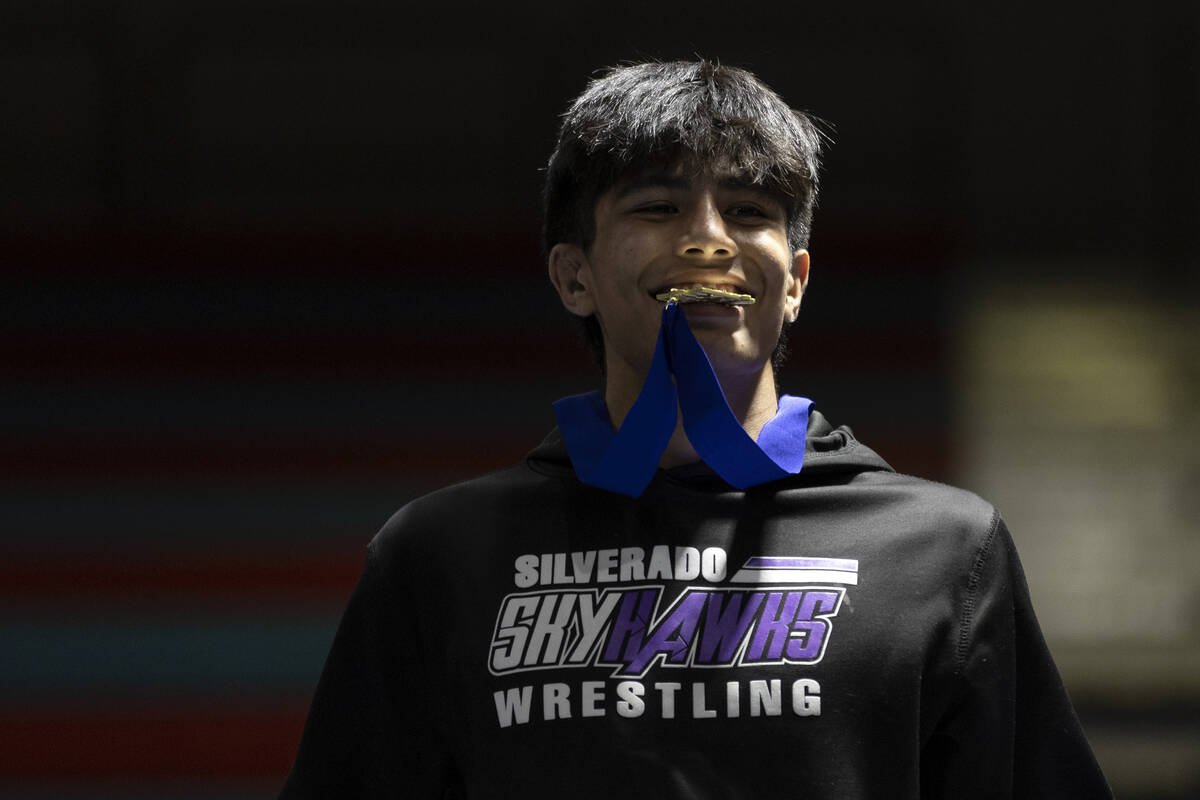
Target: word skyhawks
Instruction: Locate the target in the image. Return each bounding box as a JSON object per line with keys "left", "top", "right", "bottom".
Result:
{"left": 489, "top": 585, "right": 844, "bottom": 678}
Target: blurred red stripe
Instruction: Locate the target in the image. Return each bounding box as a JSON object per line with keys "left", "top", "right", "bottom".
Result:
{"left": 0, "top": 216, "right": 952, "bottom": 279}
{"left": 0, "top": 330, "right": 585, "bottom": 379}
{"left": 2, "top": 433, "right": 949, "bottom": 483}
{"left": 0, "top": 434, "right": 533, "bottom": 483}
{"left": 0, "top": 226, "right": 543, "bottom": 279}
{"left": 0, "top": 548, "right": 364, "bottom": 603}
{"left": 0, "top": 704, "right": 307, "bottom": 780}
{"left": 1, "top": 328, "right": 941, "bottom": 379}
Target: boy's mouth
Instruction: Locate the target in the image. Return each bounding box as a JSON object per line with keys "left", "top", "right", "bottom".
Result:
{"left": 651, "top": 284, "right": 756, "bottom": 306}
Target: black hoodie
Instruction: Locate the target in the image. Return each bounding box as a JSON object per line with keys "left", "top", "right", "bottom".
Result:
{"left": 281, "top": 412, "right": 1111, "bottom": 799}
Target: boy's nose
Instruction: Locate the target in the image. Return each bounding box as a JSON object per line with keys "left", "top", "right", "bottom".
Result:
{"left": 678, "top": 195, "right": 738, "bottom": 260}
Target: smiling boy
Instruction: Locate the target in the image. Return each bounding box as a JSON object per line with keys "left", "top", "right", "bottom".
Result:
{"left": 281, "top": 60, "right": 1110, "bottom": 799}
{"left": 549, "top": 165, "right": 806, "bottom": 468}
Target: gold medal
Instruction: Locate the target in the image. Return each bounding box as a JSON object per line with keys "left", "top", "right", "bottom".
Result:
{"left": 653, "top": 287, "right": 756, "bottom": 306}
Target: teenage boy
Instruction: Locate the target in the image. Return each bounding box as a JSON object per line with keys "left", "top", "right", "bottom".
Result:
{"left": 281, "top": 60, "right": 1110, "bottom": 799}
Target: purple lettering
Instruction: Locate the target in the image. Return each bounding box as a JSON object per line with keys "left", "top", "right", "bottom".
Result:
{"left": 695, "top": 591, "right": 765, "bottom": 664}
{"left": 746, "top": 591, "right": 803, "bottom": 661}
{"left": 601, "top": 588, "right": 659, "bottom": 663}
{"left": 621, "top": 591, "right": 707, "bottom": 675}
{"left": 786, "top": 590, "right": 839, "bottom": 660}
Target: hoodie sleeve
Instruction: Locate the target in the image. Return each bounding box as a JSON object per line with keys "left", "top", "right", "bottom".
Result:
{"left": 279, "top": 541, "right": 457, "bottom": 799}
{"left": 920, "top": 515, "right": 1112, "bottom": 799}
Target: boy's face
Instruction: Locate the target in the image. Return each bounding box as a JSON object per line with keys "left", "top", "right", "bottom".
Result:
{"left": 550, "top": 162, "right": 809, "bottom": 388}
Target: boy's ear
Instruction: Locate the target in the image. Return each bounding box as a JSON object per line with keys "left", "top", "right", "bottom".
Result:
{"left": 784, "top": 249, "right": 810, "bottom": 323}
{"left": 548, "top": 243, "right": 597, "bottom": 317}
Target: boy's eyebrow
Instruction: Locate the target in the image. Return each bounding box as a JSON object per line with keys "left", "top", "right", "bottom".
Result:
{"left": 613, "top": 174, "right": 691, "bottom": 198}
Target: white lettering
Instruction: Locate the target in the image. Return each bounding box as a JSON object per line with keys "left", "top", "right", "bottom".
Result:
{"left": 492, "top": 678, "right": 825, "bottom": 729}
{"left": 570, "top": 550, "right": 596, "bottom": 583}
{"left": 674, "top": 547, "right": 700, "bottom": 581}
{"left": 646, "top": 545, "right": 672, "bottom": 580}
{"left": 552, "top": 553, "right": 573, "bottom": 584}
{"left": 692, "top": 682, "right": 716, "bottom": 719}
{"left": 494, "top": 686, "right": 532, "bottom": 728}
{"left": 543, "top": 683, "right": 571, "bottom": 720}
{"left": 725, "top": 681, "right": 740, "bottom": 717}
{"left": 749, "top": 679, "right": 781, "bottom": 717}
{"left": 514, "top": 546, "right": 729, "bottom": 586}
{"left": 490, "top": 595, "right": 538, "bottom": 672}
{"left": 701, "top": 546, "right": 727, "bottom": 582}
{"left": 513, "top": 554, "right": 539, "bottom": 588}
{"left": 523, "top": 594, "right": 576, "bottom": 666}
{"left": 792, "top": 678, "right": 821, "bottom": 716}
{"left": 582, "top": 681, "right": 606, "bottom": 718}
{"left": 616, "top": 680, "right": 645, "bottom": 718}
{"left": 656, "top": 682, "right": 682, "bottom": 719}
{"left": 597, "top": 549, "right": 618, "bottom": 582}
{"left": 619, "top": 547, "right": 646, "bottom": 582}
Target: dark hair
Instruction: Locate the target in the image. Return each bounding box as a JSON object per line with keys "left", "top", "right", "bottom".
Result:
{"left": 543, "top": 60, "right": 825, "bottom": 372}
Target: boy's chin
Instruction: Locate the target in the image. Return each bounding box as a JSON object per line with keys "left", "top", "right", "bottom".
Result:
{"left": 695, "top": 337, "right": 772, "bottom": 376}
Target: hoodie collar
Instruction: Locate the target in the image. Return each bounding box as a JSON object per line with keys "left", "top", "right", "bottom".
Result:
{"left": 529, "top": 408, "right": 893, "bottom": 492}
{"left": 552, "top": 302, "right": 821, "bottom": 497}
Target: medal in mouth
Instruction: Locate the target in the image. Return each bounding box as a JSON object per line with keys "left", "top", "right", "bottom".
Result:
{"left": 653, "top": 286, "right": 756, "bottom": 306}
{"left": 552, "top": 300, "right": 810, "bottom": 497}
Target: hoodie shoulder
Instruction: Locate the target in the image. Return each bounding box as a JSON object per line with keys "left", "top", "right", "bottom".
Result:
{"left": 368, "top": 461, "right": 546, "bottom": 558}
{"left": 795, "top": 409, "right": 894, "bottom": 479}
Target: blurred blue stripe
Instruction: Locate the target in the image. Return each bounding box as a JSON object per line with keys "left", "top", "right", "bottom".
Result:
{"left": 0, "top": 484, "right": 403, "bottom": 546}
{"left": 0, "top": 615, "right": 341, "bottom": 694}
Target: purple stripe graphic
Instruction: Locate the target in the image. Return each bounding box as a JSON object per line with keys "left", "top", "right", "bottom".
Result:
{"left": 744, "top": 557, "right": 858, "bottom": 572}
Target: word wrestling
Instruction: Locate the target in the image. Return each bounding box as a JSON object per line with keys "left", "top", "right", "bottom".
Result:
{"left": 488, "top": 547, "right": 859, "bottom": 727}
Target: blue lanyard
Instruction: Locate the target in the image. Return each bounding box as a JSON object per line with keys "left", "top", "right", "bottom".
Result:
{"left": 553, "top": 301, "right": 812, "bottom": 497}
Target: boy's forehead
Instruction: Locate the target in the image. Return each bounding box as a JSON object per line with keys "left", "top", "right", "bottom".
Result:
{"left": 610, "top": 158, "right": 778, "bottom": 199}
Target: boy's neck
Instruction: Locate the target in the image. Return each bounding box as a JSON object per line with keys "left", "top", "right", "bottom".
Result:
{"left": 603, "top": 361, "right": 780, "bottom": 469}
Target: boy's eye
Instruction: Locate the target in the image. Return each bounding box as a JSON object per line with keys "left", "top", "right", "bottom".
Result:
{"left": 635, "top": 203, "right": 676, "bottom": 214}
{"left": 728, "top": 204, "right": 766, "bottom": 217}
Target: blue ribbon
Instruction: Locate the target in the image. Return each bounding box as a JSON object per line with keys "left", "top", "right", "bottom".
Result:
{"left": 554, "top": 302, "right": 813, "bottom": 497}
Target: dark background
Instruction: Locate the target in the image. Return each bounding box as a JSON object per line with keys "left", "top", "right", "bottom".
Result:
{"left": 2, "top": 1, "right": 1197, "bottom": 797}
